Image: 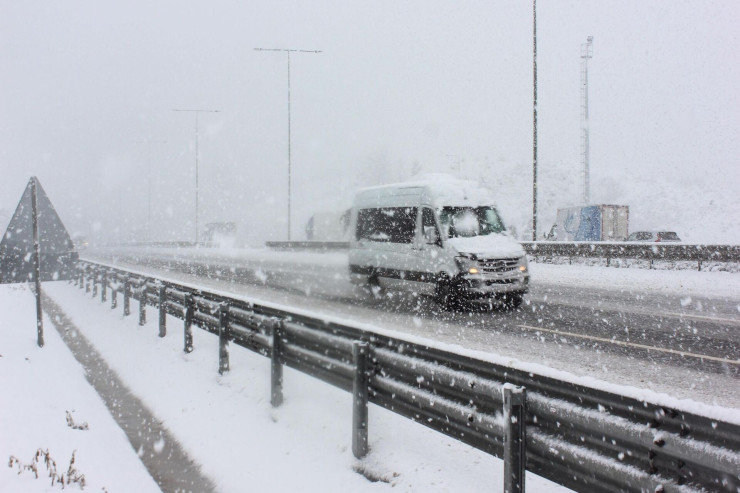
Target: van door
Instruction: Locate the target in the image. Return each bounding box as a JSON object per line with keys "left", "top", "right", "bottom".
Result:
{"left": 406, "top": 207, "right": 446, "bottom": 296}
{"left": 354, "top": 206, "right": 417, "bottom": 289}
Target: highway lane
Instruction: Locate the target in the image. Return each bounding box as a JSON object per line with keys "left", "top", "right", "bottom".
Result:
{"left": 533, "top": 280, "right": 740, "bottom": 326}
{"left": 350, "top": 289, "right": 740, "bottom": 374}
{"left": 84, "top": 249, "right": 740, "bottom": 368}
{"left": 82, "top": 250, "right": 740, "bottom": 406}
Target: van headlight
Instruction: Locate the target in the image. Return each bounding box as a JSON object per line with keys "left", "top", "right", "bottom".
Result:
{"left": 455, "top": 254, "right": 479, "bottom": 275}
{"left": 518, "top": 255, "right": 529, "bottom": 273}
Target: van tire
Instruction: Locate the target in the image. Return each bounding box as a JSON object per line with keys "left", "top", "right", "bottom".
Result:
{"left": 367, "top": 271, "right": 384, "bottom": 299}
{"left": 501, "top": 292, "right": 525, "bottom": 310}
{"left": 434, "top": 275, "right": 458, "bottom": 310}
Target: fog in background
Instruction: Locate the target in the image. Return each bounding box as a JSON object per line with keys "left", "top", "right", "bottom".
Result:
{"left": 1, "top": 1, "right": 738, "bottom": 245}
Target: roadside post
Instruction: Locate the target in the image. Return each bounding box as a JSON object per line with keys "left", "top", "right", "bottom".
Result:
{"left": 31, "top": 179, "right": 44, "bottom": 347}
{"left": 503, "top": 384, "right": 527, "bottom": 493}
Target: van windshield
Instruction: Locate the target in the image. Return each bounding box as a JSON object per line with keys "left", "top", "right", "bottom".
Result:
{"left": 439, "top": 206, "right": 506, "bottom": 238}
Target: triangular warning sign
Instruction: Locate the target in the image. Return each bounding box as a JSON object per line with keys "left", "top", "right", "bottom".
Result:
{"left": 0, "top": 177, "right": 77, "bottom": 283}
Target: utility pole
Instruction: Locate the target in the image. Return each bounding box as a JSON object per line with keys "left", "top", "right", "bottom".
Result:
{"left": 173, "top": 109, "right": 220, "bottom": 244}
{"left": 580, "top": 36, "right": 594, "bottom": 204}
{"left": 136, "top": 139, "right": 166, "bottom": 242}
{"left": 255, "top": 47, "right": 322, "bottom": 241}
{"left": 532, "top": 0, "right": 538, "bottom": 241}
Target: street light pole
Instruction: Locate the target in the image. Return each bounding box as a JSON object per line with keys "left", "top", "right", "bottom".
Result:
{"left": 580, "top": 36, "right": 594, "bottom": 205}
{"left": 532, "top": 0, "right": 538, "bottom": 241}
{"left": 173, "top": 109, "right": 220, "bottom": 244}
{"left": 255, "top": 47, "right": 322, "bottom": 241}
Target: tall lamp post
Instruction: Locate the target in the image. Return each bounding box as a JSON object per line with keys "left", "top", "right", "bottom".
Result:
{"left": 532, "top": 0, "right": 538, "bottom": 241}
{"left": 580, "top": 36, "right": 594, "bottom": 205}
{"left": 255, "top": 47, "right": 322, "bottom": 241}
{"left": 173, "top": 109, "right": 220, "bottom": 244}
{"left": 136, "top": 139, "right": 166, "bottom": 242}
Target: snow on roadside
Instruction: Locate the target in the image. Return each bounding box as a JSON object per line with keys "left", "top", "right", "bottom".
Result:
{"left": 42, "top": 281, "right": 570, "bottom": 493}
{"left": 0, "top": 284, "right": 160, "bottom": 493}
{"left": 530, "top": 262, "right": 740, "bottom": 300}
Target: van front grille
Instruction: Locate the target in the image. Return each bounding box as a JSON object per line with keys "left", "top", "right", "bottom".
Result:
{"left": 478, "top": 257, "right": 519, "bottom": 273}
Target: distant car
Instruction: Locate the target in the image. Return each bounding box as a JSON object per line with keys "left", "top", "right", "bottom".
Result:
{"left": 72, "top": 234, "right": 89, "bottom": 250}
{"left": 626, "top": 231, "right": 681, "bottom": 242}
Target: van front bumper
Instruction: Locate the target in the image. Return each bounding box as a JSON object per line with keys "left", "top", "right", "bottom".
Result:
{"left": 460, "top": 274, "right": 529, "bottom": 298}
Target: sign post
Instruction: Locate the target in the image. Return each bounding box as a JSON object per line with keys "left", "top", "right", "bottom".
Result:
{"left": 31, "top": 178, "right": 44, "bottom": 347}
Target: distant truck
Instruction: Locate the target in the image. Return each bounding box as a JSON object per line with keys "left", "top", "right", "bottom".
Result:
{"left": 551, "top": 205, "right": 629, "bottom": 241}
{"left": 305, "top": 211, "right": 350, "bottom": 241}
{"left": 202, "top": 222, "right": 237, "bottom": 248}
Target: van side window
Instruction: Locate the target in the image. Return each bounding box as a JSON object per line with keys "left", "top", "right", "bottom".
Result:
{"left": 356, "top": 207, "right": 417, "bottom": 243}
{"left": 421, "top": 208, "right": 441, "bottom": 245}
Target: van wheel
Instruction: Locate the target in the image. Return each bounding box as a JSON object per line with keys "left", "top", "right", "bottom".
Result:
{"left": 501, "top": 292, "right": 524, "bottom": 310}
{"left": 367, "top": 271, "right": 384, "bottom": 299}
{"left": 434, "top": 275, "right": 458, "bottom": 310}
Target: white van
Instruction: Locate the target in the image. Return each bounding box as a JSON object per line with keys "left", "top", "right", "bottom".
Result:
{"left": 348, "top": 176, "right": 529, "bottom": 308}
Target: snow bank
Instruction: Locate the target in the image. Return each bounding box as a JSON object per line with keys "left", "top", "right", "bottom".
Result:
{"left": 0, "top": 284, "right": 159, "bottom": 492}
{"left": 531, "top": 262, "right": 740, "bottom": 300}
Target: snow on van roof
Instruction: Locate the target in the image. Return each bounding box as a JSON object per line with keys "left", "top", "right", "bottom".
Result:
{"left": 356, "top": 173, "right": 495, "bottom": 207}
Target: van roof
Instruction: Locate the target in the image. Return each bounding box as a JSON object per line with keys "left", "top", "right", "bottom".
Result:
{"left": 354, "top": 173, "right": 496, "bottom": 208}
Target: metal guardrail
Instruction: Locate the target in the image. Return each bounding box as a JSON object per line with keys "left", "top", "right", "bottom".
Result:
{"left": 265, "top": 241, "right": 351, "bottom": 251}
{"left": 107, "top": 241, "right": 199, "bottom": 248}
{"left": 73, "top": 260, "right": 740, "bottom": 493}
{"left": 265, "top": 241, "right": 740, "bottom": 271}
{"left": 522, "top": 242, "right": 740, "bottom": 270}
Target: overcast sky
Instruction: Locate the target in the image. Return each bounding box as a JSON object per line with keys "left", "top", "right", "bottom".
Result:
{"left": 1, "top": 1, "right": 738, "bottom": 243}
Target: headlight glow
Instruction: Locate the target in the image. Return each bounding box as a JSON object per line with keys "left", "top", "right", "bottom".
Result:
{"left": 517, "top": 255, "right": 529, "bottom": 273}
{"left": 455, "top": 254, "right": 478, "bottom": 274}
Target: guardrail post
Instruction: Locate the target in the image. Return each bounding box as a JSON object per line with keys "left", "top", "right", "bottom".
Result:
{"left": 79, "top": 269, "right": 84, "bottom": 289}
{"left": 111, "top": 282, "right": 117, "bottom": 309}
{"left": 123, "top": 277, "right": 131, "bottom": 316}
{"left": 92, "top": 272, "right": 98, "bottom": 297}
{"left": 158, "top": 285, "right": 167, "bottom": 337}
{"left": 352, "top": 341, "right": 369, "bottom": 459}
{"left": 271, "top": 321, "right": 284, "bottom": 407}
{"left": 101, "top": 272, "right": 107, "bottom": 302}
{"left": 85, "top": 272, "right": 91, "bottom": 293}
{"left": 138, "top": 282, "right": 147, "bottom": 326}
{"left": 183, "top": 294, "right": 194, "bottom": 353}
{"left": 503, "top": 385, "right": 527, "bottom": 493}
{"left": 697, "top": 259, "right": 702, "bottom": 272}
{"left": 218, "top": 303, "right": 230, "bottom": 375}
{"left": 218, "top": 303, "right": 229, "bottom": 375}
